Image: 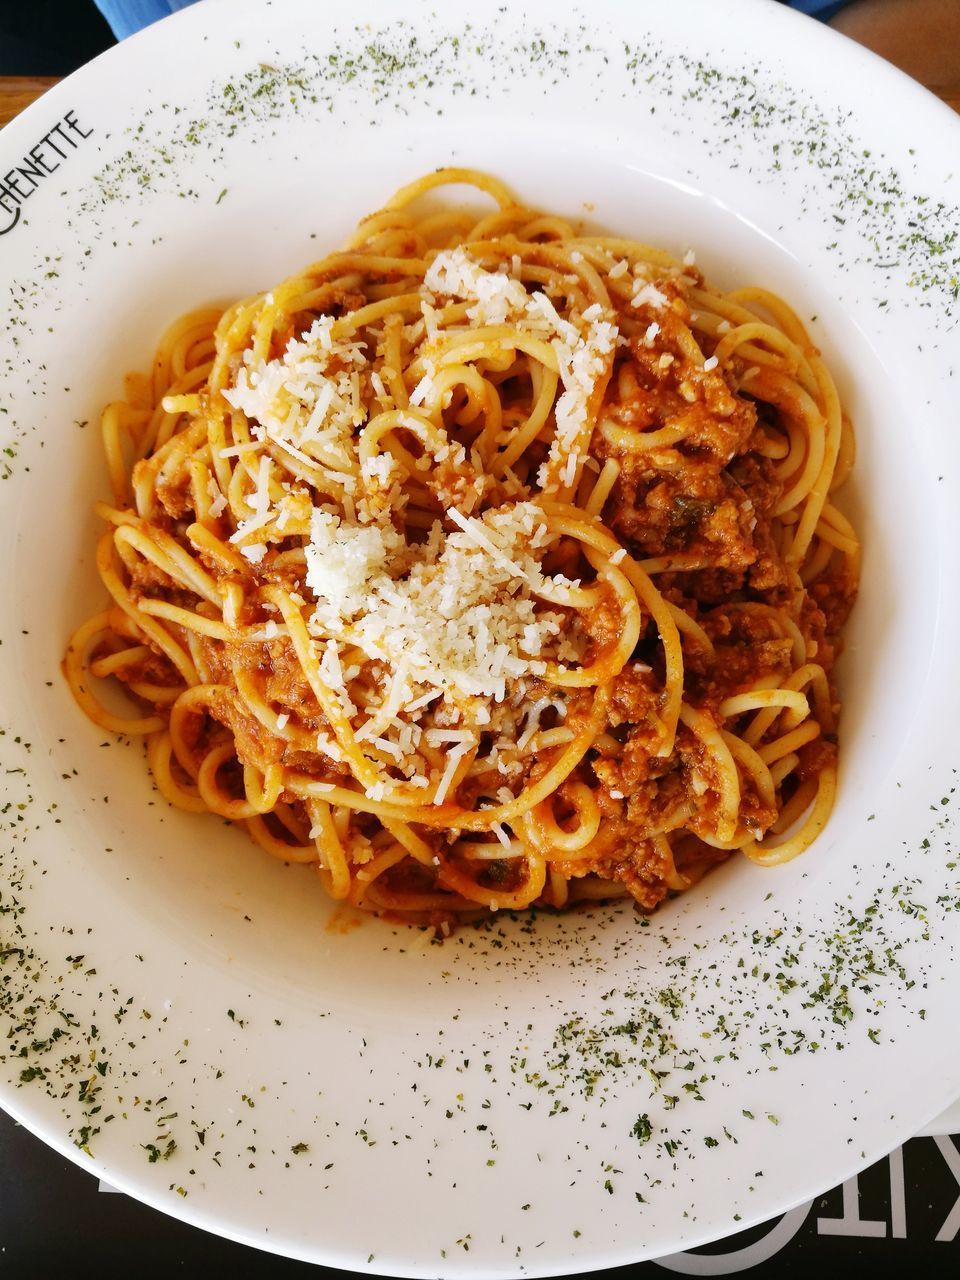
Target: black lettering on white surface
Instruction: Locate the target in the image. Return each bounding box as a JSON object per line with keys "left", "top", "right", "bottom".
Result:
{"left": 0, "top": 110, "right": 93, "bottom": 237}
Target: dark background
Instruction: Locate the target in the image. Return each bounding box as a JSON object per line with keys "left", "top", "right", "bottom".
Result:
{"left": 0, "top": 0, "right": 116, "bottom": 75}
{"left": 2, "top": 1105, "right": 960, "bottom": 1277}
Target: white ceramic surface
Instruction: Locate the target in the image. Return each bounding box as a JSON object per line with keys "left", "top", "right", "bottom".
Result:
{"left": 1, "top": 0, "right": 959, "bottom": 1273}
{"left": 919, "top": 1099, "right": 960, "bottom": 1138}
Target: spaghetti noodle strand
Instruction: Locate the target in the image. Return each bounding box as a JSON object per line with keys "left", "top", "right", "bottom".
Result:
{"left": 63, "top": 168, "right": 857, "bottom": 927}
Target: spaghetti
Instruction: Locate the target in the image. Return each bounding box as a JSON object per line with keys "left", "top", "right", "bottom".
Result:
{"left": 64, "top": 168, "right": 859, "bottom": 927}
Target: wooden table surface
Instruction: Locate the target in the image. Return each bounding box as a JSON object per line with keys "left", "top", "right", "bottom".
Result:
{"left": 0, "top": 77, "right": 61, "bottom": 128}
{"left": 0, "top": 72, "right": 958, "bottom": 130}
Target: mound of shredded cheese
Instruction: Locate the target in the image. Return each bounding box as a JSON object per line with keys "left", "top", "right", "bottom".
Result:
{"left": 221, "top": 248, "right": 620, "bottom": 797}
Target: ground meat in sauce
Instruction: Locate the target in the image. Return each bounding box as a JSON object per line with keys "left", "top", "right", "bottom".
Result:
{"left": 123, "top": 547, "right": 178, "bottom": 595}
{"left": 551, "top": 832, "right": 675, "bottom": 912}
{"left": 552, "top": 305, "right": 858, "bottom": 906}
{"left": 580, "top": 581, "right": 626, "bottom": 660}
{"left": 258, "top": 639, "right": 321, "bottom": 720}
{"left": 98, "top": 642, "right": 179, "bottom": 692}
{"left": 100, "top": 250, "right": 857, "bottom": 922}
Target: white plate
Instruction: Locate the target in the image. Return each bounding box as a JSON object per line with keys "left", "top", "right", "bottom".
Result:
{"left": 919, "top": 1098, "right": 960, "bottom": 1137}
{"left": 1, "top": 0, "right": 959, "bottom": 1273}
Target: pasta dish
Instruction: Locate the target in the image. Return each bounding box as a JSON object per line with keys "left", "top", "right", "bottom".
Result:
{"left": 64, "top": 168, "right": 859, "bottom": 928}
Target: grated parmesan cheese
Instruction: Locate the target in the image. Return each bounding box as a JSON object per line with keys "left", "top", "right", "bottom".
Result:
{"left": 632, "top": 281, "right": 669, "bottom": 310}
{"left": 424, "top": 247, "right": 530, "bottom": 326}
{"left": 213, "top": 245, "right": 646, "bottom": 806}
{"left": 433, "top": 740, "right": 475, "bottom": 805}
{"left": 305, "top": 501, "right": 580, "bottom": 716}
{"left": 306, "top": 509, "right": 403, "bottom": 623}
{"left": 224, "top": 314, "right": 368, "bottom": 486}
{"left": 206, "top": 476, "right": 227, "bottom": 519}
{"left": 425, "top": 248, "right": 617, "bottom": 492}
